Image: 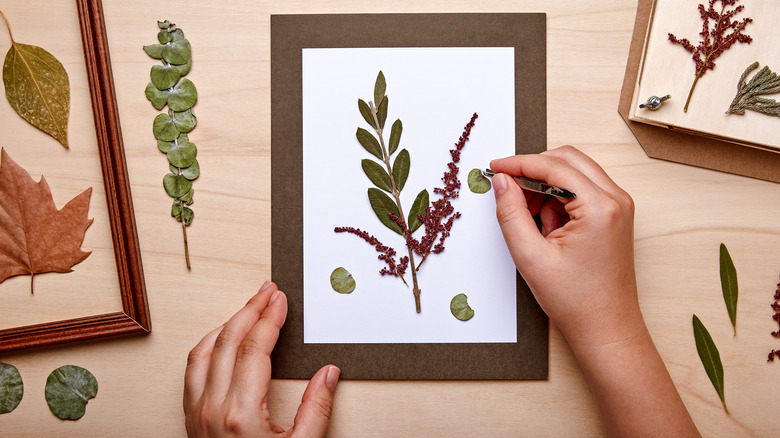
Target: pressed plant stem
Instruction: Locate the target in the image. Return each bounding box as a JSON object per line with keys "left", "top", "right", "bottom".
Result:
{"left": 369, "top": 101, "right": 421, "bottom": 313}
{"left": 182, "top": 222, "right": 191, "bottom": 270}
{"left": 683, "top": 3, "right": 727, "bottom": 113}
{"left": 683, "top": 74, "right": 701, "bottom": 113}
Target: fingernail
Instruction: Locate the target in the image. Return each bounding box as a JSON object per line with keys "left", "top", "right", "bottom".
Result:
{"left": 259, "top": 281, "right": 272, "bottom": 292}
{"left": 326, "top": 366, "right": 340, "bottom": 391}
{"left": 269, "top": 290, "right": 282, "bottom": 305}
{"left": 493, "top": 173, "right": 508, "bottom": 196}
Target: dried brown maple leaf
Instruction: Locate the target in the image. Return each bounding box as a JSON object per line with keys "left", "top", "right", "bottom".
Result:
{"left": 0, "top": 148, "right": 92, "bottom": 293}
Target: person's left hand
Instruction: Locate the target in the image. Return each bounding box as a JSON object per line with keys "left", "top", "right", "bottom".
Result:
{"left": 184, "top": 281, "right": 340, "bottom": 437}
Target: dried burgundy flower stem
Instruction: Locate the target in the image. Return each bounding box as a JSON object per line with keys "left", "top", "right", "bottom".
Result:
{"left": 334, "top": 226, "right": 409, "bottom": 285}
{"left": 668, "top": 0, "right": 753, "bottom": 112}
{"left": 769, "top": 278, "right": 780, "bottom": 362}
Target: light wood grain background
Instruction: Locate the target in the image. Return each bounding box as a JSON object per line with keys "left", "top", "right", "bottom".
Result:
{"left": 0, "top": 1, "right": 779, "bottom": 436}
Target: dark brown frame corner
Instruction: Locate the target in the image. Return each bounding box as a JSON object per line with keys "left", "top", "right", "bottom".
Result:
{"left": 0, "top": 0, "right": 149, "bottom": 353}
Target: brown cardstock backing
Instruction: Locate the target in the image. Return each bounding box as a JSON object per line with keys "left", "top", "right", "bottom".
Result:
{"left": 271, "top": 13, "right": 548, "bottom": 380}
{"left": 619, "top": 0, "right": 780, "bottom": 183}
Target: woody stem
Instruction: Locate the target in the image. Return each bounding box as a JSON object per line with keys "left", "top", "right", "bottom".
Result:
{"left": 683, "top": 73, "right": 701, "bottom": 113}
{"left": 182, "top": 222, "right": 191, "bottom": 270}
{"left": 0, "top": 10, "right": 14, "bottom": 42}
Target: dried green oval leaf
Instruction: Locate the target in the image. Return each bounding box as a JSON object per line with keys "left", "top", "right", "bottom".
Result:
{"left": 171, "top": 201, "right": 183, "bottom": 219}
{"left": 150, "top": 64, "right": 181, "bottom": 90}
{"left": 170, "top": 28, "right": 185, "bottom": 42}
{"left": 388, "top": 119, "right": 402, "bottom": 155}
{"left": 392, "top": 149, "right": 410, "bottom": 192}
{"left": 361, "top": 159, "right": 392, "bottom": 192}
{"left": 374, "top": 71, "right": 386, "bottom": 107}
{"left": 407, "top": 189, "right": 429, "bottom": 233}
{"left": 157, "top": 30, "right": 173, "bottom": 44}
{"left": 0, "top": 362, "right": 23, "bottom": 415}
{"left": 181, "top": 206, "right": 194, "bottom": 226}
{"left": 167, "top": 78, "right": 197, "bottom": 112}
{"left": 180, "top": 188, "right": 194, "bottom": 205}
{"left": 173, "top": 159, "right": 200, "bottom": 180}
{"left": 143, "top": 44, "right": 164, "bottom": 59}
{"left": 157, "top": 139, "right": 173, "bottom": 153}
{"left": 468, "top": 168, "right": 492, "bottom": 194}
{"left": 157, "top": 20, "right": 172, "bottom": 30}
{"left": 162, "top": 38, "right": 191, "bottom": 65}
{"left": 719, "top": 243, "right": 738, "bottom": 335}
{"left": 356, "top": 127, "right": 382, "bottom": 160}
{"left": 692, "top": 315, "right": 727, "bottom": 413}
{"left": 330, "top": 267, "right": 356, "bottom": 294}
{"left": 3, "top": 42, "right": 70, "bottom": 148}
{"left": 358, "top": 98, "right": 376, "bottom": 129}
{"left": 152, "top": 113, "right": 179, "bottom": 141}
{"left": 450, "top": 293, "right": 474, "bottom": 321}
{"left": 172, "top": 109, "right": 197, "bottom": 133}
{"left": 167, "top": 135, "right": 197, "bottom": 168}
{"left": 163, "top": 173, "right": 192, "bottom": 198}
{"left": 145, "top": 82, "right": 168, "bottom": 110}
{"left": 376, "top": 95, "right": 388, "bottom": 129}
{"left": 44, "top": 365, "right": 98, "bottom": 421}
{"left": 367, "top": 188, "right": 403, "bottom": 235}
{"left": 173, "top": 58, "right": 192, "bottom": 76}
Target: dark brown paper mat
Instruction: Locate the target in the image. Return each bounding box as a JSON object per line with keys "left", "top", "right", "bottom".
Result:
{"left": 619, "top": 0, "right": 780, "bottom": 183}
{"left": 271, "top": 13, "right": 548, "bottom": 380}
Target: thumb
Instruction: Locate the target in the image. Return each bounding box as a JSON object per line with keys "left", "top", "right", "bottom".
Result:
{"left": 493, "top": 173, "right": 546, "bottom": 266}
{"left": 291, "top": 365, "right": 340, "bottom": 437}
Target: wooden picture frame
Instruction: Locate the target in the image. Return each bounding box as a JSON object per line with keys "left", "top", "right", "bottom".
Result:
{"left": 0, "top": 0, "right": 149, "bottom": 352}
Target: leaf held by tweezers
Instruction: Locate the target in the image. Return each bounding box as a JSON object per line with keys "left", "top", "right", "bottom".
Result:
{"left": 719, "top": 243, "right": 738, "bottom": 335}
{"left": 468, "top": 168, "right": 491, "bottom": 193}
{"left": 692, "top": 314, "right": 728, "bottom": 414}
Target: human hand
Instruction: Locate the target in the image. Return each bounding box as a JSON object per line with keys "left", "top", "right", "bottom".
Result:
{"left": 184, "top": 281, "right": 340, "bottom": 437}
{"left": 491, "top": 146, "right": 642, "bottom": 351}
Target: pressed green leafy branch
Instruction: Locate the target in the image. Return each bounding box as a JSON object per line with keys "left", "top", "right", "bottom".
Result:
{"left": 719, "top": 243, "right": 738, "bottom": 335}
{"left": 334, "top": 71, "right": 478, "bottom": 313}
{"left": 692, "top": 315, "right": 728, "bottom": 413}
{"left": 726, "top": 61, "right": 780, "bottom": 117}
{"left": 1, "top": 10, "right": 70, "bottom": 148}
{"left": 144, "top": 20, "right": 198, "bottom": 269}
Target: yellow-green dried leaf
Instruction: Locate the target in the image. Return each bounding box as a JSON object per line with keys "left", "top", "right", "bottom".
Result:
{"left": 3, "top": 41, "right": 70, "bottom": 148}
{"left": 468, "top": 168, "right": 491, "bottom": 193}
{"left": 330, "top": 267, "right": 355, "bottom": 294}
{"left": 450, "top": 293, "right": 474, "bottom": 321}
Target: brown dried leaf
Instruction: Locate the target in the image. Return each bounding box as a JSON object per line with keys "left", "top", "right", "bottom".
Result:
{"left": 0, "top": 149, "right": 92, "bottom": 293}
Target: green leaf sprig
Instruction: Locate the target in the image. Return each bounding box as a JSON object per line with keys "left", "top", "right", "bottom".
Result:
{"left": 726, "top": 61, "right": 780, "bottom": 117}
{"left": 144, "top": 20, "right": 198, "bottom": 269}
{"left": 719, "top": 243, "right": 738, "bottom": 335}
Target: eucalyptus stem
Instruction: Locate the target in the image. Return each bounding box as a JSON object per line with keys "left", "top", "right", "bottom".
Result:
{"left": 182, "top": 222, "right": 191, "bottom": 270}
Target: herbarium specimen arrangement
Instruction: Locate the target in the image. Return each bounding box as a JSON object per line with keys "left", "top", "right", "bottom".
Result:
{"left": 0, "top": 149, "right": 93, "bottom": 294}
{"left": 668, "top": 0, "right": 753, "bottom": 112}
{"left": 334, "top": 71, "right": 478, "bottom": 313}
{"left": 1, "top": 10, "right": 70, "bottom": 147}
{"left": 769, "top": 277, "right": 780, "bottom": 362}
{"left": 726, "top": 62, "right": 780, "bottom": 118}
{"left": 144, "top": 20, "right": 198, "bottom": 269}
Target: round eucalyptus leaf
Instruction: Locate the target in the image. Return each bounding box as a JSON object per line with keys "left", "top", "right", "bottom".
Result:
{"left": 167, "top": 135, "right": 197, "bottom": 168}
{"left": 157, "top": 20, "right": 172, "bottom": 29}
{"left": 145, "top": 82, "right": 168, "bottom": 110}
{"left": 450, "top": 293, "right": 475, "bottom": 321}
{"left": 157, "top": 30, "right": 173, "bottom": 44}
{"left": 330, "top": 267, "right": 356, "bottom": 294}
{"left": 163, "top": 173, "right": 192, "bottom": 198}
{"left": 172, "top": 109, "right": 197, "bottom": 133}
{"left": 181, "top": 206, "right": 194, "bottom": 226}
{"left": 158, "top": 139, "right": 174, "bottom": 153}
{"left": 172, "top": 159, "right": 200, "bottom": 180}
{"left": 143, "top": 44, "right": 164, "bottom": 60}
{"left": 0, "top": 362, "right": 23, "bottom": 414}
{"left": 168, "top": 79, "right": 197, "bottom": 111}
{"left": 170, "top": 28, "right": 185, "bottom": 42}
{"left": 44, "top": 365, "right": 98, "bottom": 421}
{"left": 162, "top": 38, "right": 191, "bottom": 65}
{"left": 171, "top": 201, "right": 183, "bottom": 219}
{"left": 180, "top": 188, "right": 195, "bottom": 205}
{"left": 151, "top": 64, "right": 181, "bottom": 90}
{"left": 153, "top": 113, "right": 179, "bottom": 141}
{"left": 468, "top": 168, "right": 491, "bottom": 194}
{"left": 173, "top": 58, "right": 192, "bottom": 76}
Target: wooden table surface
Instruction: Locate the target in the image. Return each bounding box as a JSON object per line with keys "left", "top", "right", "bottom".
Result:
{"left": 1, "top": 1, "right": 779, "bottom": 436}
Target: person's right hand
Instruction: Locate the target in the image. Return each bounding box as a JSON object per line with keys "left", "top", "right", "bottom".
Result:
{"left": 490, "top": 146, "right": 642, "bottom": 351}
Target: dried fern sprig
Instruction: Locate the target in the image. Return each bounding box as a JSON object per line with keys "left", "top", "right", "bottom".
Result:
{"left": 726, "top": 61, "right": 780, "bottom": 117}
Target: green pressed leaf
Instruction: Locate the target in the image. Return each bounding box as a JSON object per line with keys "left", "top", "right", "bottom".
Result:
{"left": 373, "top": 71, "right": 386, "bottom": 107}
{"left": 171, "top": 201, "right": 182, "bottom": 219}
{"left": 150, "top": 64, "right": 181, "bottom": 90}
{"left": 143, "top": 44, "right": 164, "bottom": 59}
{"left": 181, "top": 206, "right": 194, "bottom": 226}
{"left": 172, "top": 58, "right": 192, "bottom": 76}
{"left": 44, "top": 365, "right": 98, "bottom": 421}
{"left": 0, "top": 362, "right": 23, "bottom": 414}
{"left": 692, "top": 315, "right": 727, "bottom": 413}
{"left": 157, "top": 139, "right": 174, "bottom": 153}
{"left": 388, "top": 119, "right": 402, "bottom": 155}
{"left": 167, "top": 78, "right": 197, "bottom": 111}
{"left": 3, "top": 41, "right": 70, "bottom": 147}
{"left": 719, "top": 243, "right": 738, "bottom": 335}
{"left": 152, "top": 113, "right": 180, "bottom": 141}
{"left": 171, "top": 109, "right": 197, "bottom": 133}
{"left": 468, "top": 168, "right": 491, "bottom": 193}
{"left": 367, "top": 188, "right": 403, "bottom": 235}
{"left": 361, "top": 159, "right": 392, "bottom": 192}
{"left": 158, "top": 20, "right": 172, "bottom": 29}
{"left": 157, "top": 30, "right": 173, "bottom": 44}
{"left": 450, "top": 293, "right": 474, "bottom": 321}
{"left": 407, "top": 189, "right": 429, "bottom": 233}
{"left": 145, "top": 82, "right": 168, "bottom": 109}
{"left": 179, "top": 188, "right": 194, "bottom": 205}
{"left": 162, "top": 37, "right": 191, "bottom": 65}
{"left": 376, "top": 95, "right": 388, "bottom": 129}
{"left": 356, "top": 127, "right": 382, "bottom": 160}
{"left": 358, "top": 98, "right": 376, "bottom": 129}
{"left": 330, "top": 267, "right": 356, "bottom": 294}
{"left": 392, "top": 149, "right": 410, "bottom": 192}
{"left": 172, "top": 159, "right": 200, "bottom": 180}
{"left": 166, "top": 134, "right": 197, "bottom": 168}
{"left": 163, "top": 173, "right": 192, "bottom": 198}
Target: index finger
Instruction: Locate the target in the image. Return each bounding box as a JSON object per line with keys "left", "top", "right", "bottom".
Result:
{"left": 490, "top": 153, "right": 602, "bottom": 203}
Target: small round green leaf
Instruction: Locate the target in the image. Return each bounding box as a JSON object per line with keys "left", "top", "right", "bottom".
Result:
{"left": 368, "top": 188, "right": 403, "bottom": 235}
{"left": 388, "top": 119, "right": 402, "bottom": 155}
{"left": 157, "top": 30, "right": 173, "bottom": 44}
{"left": 173, "top": 58, "right": 192, "bottom": 76}
{"left": 153, "top": 113, "right": 179, "bottom": 141}
{"left": 168, "top": 78, "right": 197, "bottom": 112}
{"left": 361, "top": 159, "right": 392, "bottom": 192}
{"left": 171, "top": 200, "right": 183, "bottom": 219}
{"left": 450, "top": 293, "right": 475, "bottom": 321}
{"left": 181, "top": 206, "right": 194, "bottom": 226}
{"left": 157, "top": 20, "right": 172, "bottom": 30}
{"left": 358, "top": 98, "right": 376, "bottom": 129}
{"left": 173, "top": 159, "right": 200, "bottom": 180}
{"left": 356, "top": 128, "right": 383, "bottom": 160}
{"left": 158, "top": 139, "right": 174, "bottom": 153}
{"left": 392, "top": 149, "right": 410, "bottom": 192}
{"left": 163, "top": 173, "right": 192, "bottom": 198}
{"left": 167, "top": 134, "right": 197, "bottom": 168}
{"left": 468, "top": 168, "right": 492, "bottom": 194}
{"left": 150, "top": 64, "right": 181, "bottom": 90}
{"left": 145, "top": 82, "right": 169, "bottom": 110}
{"left": 44, "top": 365, "right": 98, "bottom": 420}
{"left": 330, "top": 267, "right": 356, "bottom": 294}
{"left": 143, "top": 44, "right": 164, "bottom": 59}
{"left": 171, "top": 109, "right": 197, "bottom": 133}
{"left": 0, "top": 362, "right": 23, "bottom": 415}
{"left": 162, "top": 38, "right": 191, "bottom": 65}
{"left": 179, "top": 188, "right": 195, "bottom": 205}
